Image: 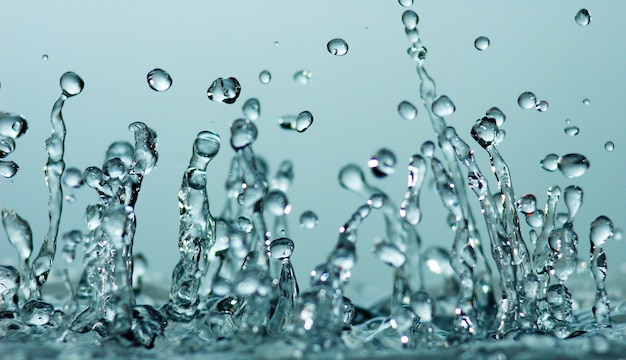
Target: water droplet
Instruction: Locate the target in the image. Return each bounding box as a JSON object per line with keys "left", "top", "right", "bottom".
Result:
{"left": 536, "top": 100, "right": 549, "bottom": 112}
{"left": 582, "top": 98, "right": 590, "bottom": 105}
{"left": 59, "top": 71, "right": 84, "bottom": 97}
{"left": 474, "top": 36, "right": 490, "bottom": 51}
{"left": 613, "top": 228, "right": 623, "bottom": 241}
{"left": 402, "top": 10, "right": 419, "bottom": 30}
{"left": 431, "top": 95, "right": 455, "bottom": 117}
{"left": 398, "top": 0, "right": 413, "bottom": 7}
{"left": 558, "top": 153, "right": 590, "bottom": 178}
{"left": 486, "top": 107, "right": 506, "bottom": 126}
{"left": 274, "top": 41, "right": 279, "bottom": 46}
{"left": 230, "top": 118, "right": 258, "bottom": 149}
{"left": 575, "top": 9, "right": 591, "bottom": 26}
{"left": 0, "top": 136, "right": 16, "bottom": 158}
{"left": 397, "top": 100, "right": 418, "bottom": 120}
{"left": 368, "top": 148, "right": 397, "bottom": 178}
{"left": 146, "top": 68, "right": 172, "bottom": 92}
{"left": 471, "top": 117, "right": 499, "bottom": 148}
{"left": 0, "top": 160, "right": 19, "bottom": 178}
{"left": 564, "top": 126, "right": 579, "bottom": 136}
{"left": 372, "top": 240, "right": 406, "bottom": 268}
{"left": 242, "top": 98, "right": 261, "bottom": 120}
{"left": 526, "top": 210, "right": 545, "bottom": 228}
{"left": 564, "top": 185, "right": 583, "bottom": 221}
{"left": 207, "top": 77, "right": 241, "bottom": 104}
{"left": 516, "top": 194, "right": 537, "bottom": 215}
{"left": 20, "top": 299, "right": 54, "bottom": 326}
{"left": 540, "top": 153, "right": 560, "bottom": 172}
{"left": 517, "top": 91, "right": 537, "bottom": 109}
{"left": 296, "top": 111, "right": 314, "bottom": 132}
{"left": 293, "top": 70, "right": 313, "bottom": 85}
{"left": 327, "top": 38, "right": 349, "bottom": 56}
{"left": 424, "top": 246, "right": 454, "bottom": 276}
{"left": 265, "top": 189, "right": 291, "bottom": 216}
{"left": 421, "top": 141, "right": 435, "bottom": 158}
{"left": 42, "top": 54, "right": 48, "bottom": 61}
{"left": 590, "top": 216, "right": 613, "bottom": 247}
{"left": 259, "top": 70, "right": 272, "bottom": 84}
{"left": 299, "top": 210, "right": 319, "bottom": 229}
{"left": 269, "top": 237, "right": 294, "bottom": 260}
{"left": 410, "top": 290, "right": 435, "bottom": 322}
{"left": 63, "top": 167, "right": 84, "bottom": 188}
{"left": 604, "top": 141, "right": 614, "bottom": 152}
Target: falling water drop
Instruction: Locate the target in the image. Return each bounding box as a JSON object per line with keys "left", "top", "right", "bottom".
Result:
{"left": 582, "top": 98, "right": 590, "bottom": 105}
{"left": 590, "top": 216, "right": 613, "bottom": 247}
{"left": 296, "top": 111, "right": 314, "bottom": 132}
{"left": 327, "top": 38, "right": 349, "bottom": 56}
{"left": 62, "top": 167, "right": 84, "bottom": 189}
{"left": 242, "top": 98, "right": 261, "bottom": 120}
{"left": 398, "top": 0, "right": 413, "bottom": 7}
{"left": 269, "top": 237, "right": 295, "bottom": 260}
{"left": 264, "top": 189, "right": 291, "bottom": 216}
{"left": 146, "top": 68, "right": 172, "bottom": 92}
{"left": 368, "top": 148, "right": 397, "bottom": 178}
{"left": 259, "top": 70, "right": 272, "bottom": 84}
{"left": 397, "top": 100, "right": 418, "bottom": 120}
{"left": 207, "top": 77, "right": 241, "bottom": 104}
{"left": 540, "top": 153, "right": 560, "bottom": 172}
{"left": 293, "top": 70, "right": 313, "bottom": 85}
{"left": 557, "top": 153, "right": 590, "bottom": 178}
{"left": 300, "top": 210, "right": 319, "bottom": 229}
{"left": 564, "top": 126, "right": 579, "bottom": 136}
{"left": 372, "top": 240, "right": 406, "bottom": 268}
{"left": 431, "top": 95, "right": 455, "bottom": 117}
{"left": 421, "top": 141, "right": 435, "bottom": 158}
{"left": 0, "top": 136, "right": 15, "bottom": 158}
{"left": 474, "top": 36, "right": 490, "bottom": 51}
{"left": 575, "top": 9, "right": 591, "bottom": 26}
{"left": 42, "top": 54, "right": 49, "bottom": 61}
{"left": 536, "top": 100, "right": 549, "bottom": 112}
{"left": 604, "top": 141, "right": 614, "bottom": 152}
{"left": 402, "top": 10, "right": 419, "bottom": 30}
{"left": 517, "top": 91, "right": 537, "bottom": 109}
{"left": 59, "top": 71, "right": 84, "bottom": 97}
{"left": 0, "top": 160, "right": 19, "bottom": 178}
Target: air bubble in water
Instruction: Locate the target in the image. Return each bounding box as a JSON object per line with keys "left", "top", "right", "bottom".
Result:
{"left": 327, "top": 38, "right": 349, "bottom": 56}
{"left": 0, "top": 160, "right": 18, "bottom": 178}
{"left": 146, "top": 68, "right": 172, "bottom": 92}
{"left": 540, "top": 153, "right": 560, "bottom": 172}
{"left": 368, "top": 148, "right": 397, "bottom": 178}
{"left": 604, "top": 141, "right": 614, "bottom": 152}
{"left": 402, "top": 10, "right": 419, "bottom": 30}
{"left": 575, "top": 9, "right": 591, "bottom": 26}
{"left": 536, "top": 100, "right": 549, "bottom": 112}
{"left": 397, "top": 100, "right": 418, "bottom": 120}
{"left": 299, "top": 210, "right": 319, "bottom": 229}
{"left": 431, "top": 95, "right": 455, "bottom": 117}
{"left": 59, "top": 71, "right": 84, "bottom": 97}
{"left": 517, "top": 91, "right": 537, "bottom": 109}
{"left": 293, "top": 70, "right": 313, "bottom": 85}
{"left": 398, "top": 0, "right": 413, "bottom": 7}
{"left": 42, "top": 54, "right": 48, "bottom": 61}
{"left": 207, "top": 77, "right": 241, "bottom": 104}
{"left": 242, "top": 98, "right": 261, "bottom": 120}
{"left": 564, "top": 126, "right": 579, "bottom": 136}
{"left": 63, "top": 167, "right": 84, "bottom": 188}
{"left": 583, "top": 98, "right": 590, "bottom": 105}
{"left": 296, "top": 111, "right": 313, "bottom": 132}
{"left": 259, "top": 70, "right": 271, "bottom": 84}
{"left": 557, "top": 153, "right": 590, "bottom": 178}
{"left": 474, "top": 36, "right": 490, "bottom": 51}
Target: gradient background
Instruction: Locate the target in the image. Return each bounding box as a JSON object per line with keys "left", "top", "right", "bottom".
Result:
{"left": 1, "top": 1, "right": 624, "bottom": 305}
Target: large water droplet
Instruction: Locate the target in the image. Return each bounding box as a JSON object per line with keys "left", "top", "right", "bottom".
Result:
{"left": 327, "top": 38, "right": 349, "bottom": 56}
{"left": 402, "top": 10, "right": 419, "bottom": 30}
{"left": 299, "top": 210, "right": 319, "bottom": 229}
{"left": 242, "top": 98, "right": 261, "bottom": 120}
{"left": 63, "top": 167, "right": 84, "bottom": 188}
{"left": 474, "top": 36, "right": 490, "bottom": 51}
{"left": 564, "top": 126, "right": 579, "bottom": 136}
{"left": 368, "top": 148, "right": 397, "bottom": 178}
{"left": 431, "top": 95, "right": 455, "bottom": 117}
{"left": 604, "top": 141, "right": 614, "bottom": 152}
{"left": 575, "top": 9, "right": 591, "bottom": 26}
{"left": 42, "top": 54, "right": 49, "bottom": 61}
{"left": 398, "top": 0, "right": 413, "bottom": 7}
{"left": 195, "top": 130, "right": 221, "bottom": 158}
{"left": 293, "top": 70, "right": 313, "bottom": 85}
{"left": 265, "top": 189, "right": 291, "bottom": 216}
{"left": 259, "top": 70, "right": 272, "bottom": 84}
{"left": 296, "top": 111, "right": 314, "bottom": 132}
{"left": 590, "top": 216, "right": 613, "bottom": 247}
{"left": 557, "top": 153, "right": 590, "bottom": 178}
{"left": 207, "top": 77, "right": 241, "bottom": 104}
{"left": 397, "top": 100, "right": 418, "bottom": 121}
{"left": 59, "top": 71, "right": 84, "bottom": 97}
{"left": 0, "top": 160, "right": 19, "bottom": 178}
{"left": 372, "top": 240, "right": 406, "bottom": 268}
{"left": 517, "top": 91, "right": 537, "bottom": 109}
{"left": 146, "top": 68, "right": 172, "bottom": 92}
{"left": 0, "top": 113, "right": 28, "bottom": 139}
{"left": 0, "top": 136, "right": 16, "bottom": 158}
{"left": 540, "top": 153, "right": 560, "bottom": 172}
{"left": 516, "top": 194, "right": 537, "bottom": 215}
{"left": 269, "top": 237, "right": 294, "bottom": 260}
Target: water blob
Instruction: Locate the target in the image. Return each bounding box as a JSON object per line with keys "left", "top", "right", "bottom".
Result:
{"left": 540, "top": 153, "right": 560, "bottom": 172}
{"left": 207, "top": 77, "right": 241, "bottom": 104}
{"left": 516, "top": 194, "right": 537, "bottom": 215}
{"left": 517, "top": 91, "right": 537, "bottom": 109}
{"left": 372, "top": 240, "right": 406, "bottom": 268}
{"left": 402, "top": 10, "right": 419, "bottom": 30}
{"left": 299, "top": 210, "right": 319, "bottom": 229}
{"left": 557, "top": 153, "right": 590, "bottom": 178}
{"left": 242, "top": 98, "right": 261, "bottom": 120}
{"left": 269, "top": 237, "right": 294, "bottom": 260}
{"left": 264, "top": 189, "right": 291, "bottom": 216}
{"left": 274, "top": 41, "right": 279, "bottom": 46}
{"left": 368, "top": 148, "right": 397, "bottom": 178}
{"left": 259, "top": 70, "right": 272, "bottom": 84}
{"left": 431, "top": 95, "right": 455, "bottom": 117}
{"left": 230, "top": 118, "right": 258, "bottom": 149}
{"left": 0, "top": 160, "right": 18, "bottom": 178}
{"left": 474, "top": 36, "right": 490, "bottom": 51}
{"left": 536, "top": 100, "right": 549, "bottom": 112}
{"left": 397, "top": 100, "right": 418, "bottom": 120}
{"left": 293, "top": 69, "right": 313, "bottom": 84}
{"left": 146, "top": 68, "right": 172, "bottom": 92}
{"left": 0, "top": 112, "right": 28, "bottom": 139}
{"left": 582, "top": 98, "right": 590, "bottom": 105}
{"left": 327, "top": 38, "right": 349, "bottom": 56}
{"left": 398, "top": 0, "right": 413, "bottom": 7}
{"left": 486, "top": 106, "right": 506, "bottom": 126}
{"left": 420, "top": 141, "right": 435, "bottom": 158}
{"left": 575, "top": 9, "right": 591, "bottom": 26}
{"left": 59, "top": 71, "right": 84, "bottom": 97}
{"left": 62, "top": 167, "right": 84, "bottom": 188}
{"left": 0, "top": 136, "right": 15, "bottom": 158}
{"left": 42, "top": 54, "right": 48, "bottom": 61}
{"left": 604, "top": 141, "right": 614, "bottom": 152}
{"left": 564, "top": 126, "right": 579, "bottom": 136}
{"left": 295, "top": 110, "right": 314, "bottom": 132}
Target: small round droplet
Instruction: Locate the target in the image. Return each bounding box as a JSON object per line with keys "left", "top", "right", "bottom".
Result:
{"left": 402, "top": 10, "right": 419, "bottom": 30}
{"left": 207, "top": 77, "right": 241, "bottom": 104}
{"left": 397, "top": 100, "right": 418, "bottom": 121}
{"left": 0, "top": 160, "right": 18, "bottom": 178}
{"left": 575, "top": 9, "right": 591, "bottom": 26}
{"left": 264, "top": 189, "right": 291, "bottom": 216}
{"left": 516, "top": 194, "right": 537, "bottom": 215}
{"left": 564, "top": 126, "right": 579, "bottom": 136}
{"left": 536, "top": 100, "right": 549, "bottom": 112}
{"left": 259, "top": 70, "right": 271, "bottom": 84}
{"left": 398, "top": 0, "right": 413, "bottom": 7}
{"left": 368, "top": 148, "right": 397, "bottom": 178}
{"left": 42, "top": 54, "right": 49, "bottom": 61}
{"left": 420, "top": 141, "right": 435, "bottom": 158}
{"left": 526, "top": 210, "right": 545, "bottom": 228}
{"left": 372, "top": 241, "right": 406, "bottom": 268}
{"left": 296, "top": 111, "right": 313, "bottom": 132}
{"left": 474, "top": 36, "right": 490, "bottom": 51}
{"left": 604, "top": 141, "right": 614, "bottom": 152}
{"left": 59, "top": 71, "right": 84, "bottom": 97}
{"left": 327, "top": 38, "right": 349, "bottom": 56}
{"left": 269, "top": 237, "right": 294, "bottom": 260}
{"left": 486, "top": 107, "right": 506, "bottom": 126}
{"left": 293, "top": 70, "right": 313, "bottom": 85}
{"left": 0, "top": 136, "right": 15, "bottom": 158}
{"left": 517, "top": 91, "right": 537, "bottom": 109}
{"left": 582, "top": 98, "right": 590, "bottom": 105}
{"left": 431, "top": 95, "right": 455, "bottom": 117}
{"left": 274, "top": 41, "right": 279, "bottom": 46}
{"left": 540, "top": 153, "right": 559, "bottom": 172}
{"left": 146, "top": 68, "right": 172, "bottom": 92}
{"left": 242, "top": 98, "right": 261, "bottom": 120}
{"left": 63, "top": 167, "right": 84, "bottom": 188}
{"left": 299, "top": 210, "right": 319, "bottom": 229}
{"left": 558, "top": 153, "right": 590, "bottom": 178}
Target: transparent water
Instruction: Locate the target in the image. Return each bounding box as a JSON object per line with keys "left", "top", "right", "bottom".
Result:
{"left": 0, "top": 2, "right": 624, "bottom": 359}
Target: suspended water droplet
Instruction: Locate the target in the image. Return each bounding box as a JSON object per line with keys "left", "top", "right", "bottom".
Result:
{"left": 230, "top": 118, "right": 258, "bottom": 149}
{"left": 398, "top": 0, "right": 413, "bottom": 7}
{"left": 526, "top": 210, "right": 545, "bottom": 228}
{"left": 269, "top": 237, "right": 294, "bottom": 260}
{"left": 517, "top": 91, "right": 537, "bottom": 109}
{"left": 207, "top": 77, "right": 241, "bottom": 104}
{"left": 407, "top": 43, "right": 427, "bottom": 61}
{"left": 274, "top": 41, "right": 279, "bottom": 46}
{"left": 0, "top": 113, "right": 28, "bottom": 139}
{"left": 564, "top": 185, "right": 583, "bottom": 221}
{"left": 613, "top": 228, "right": 623, "bottom": 241}
{"left": 474, "top": 36, "right": 490, "bottom": 51}
{"left": 558, "top": 153, "right": 590, "bottom": 178}
{"left": 259, "top": 70, "right": 271, "bottom": 84}
{"left": 590, "top": 216, "right": 613, "bottom": 247}
{"left": 42, "top": 54, "right": 49, "bottom": 61}
{"left": 372, "top": 240, "right": 406, "bottom": 268}
{"left": 536, "top": 100, "right": 549, "bottom": 112}
{"left": 299, "top": 210, "right": 319, "bottom": 229}
{"left": 327, "top": 38, "right": 349, "bottom": 56}
{"left": 296, "top": 111, "right": 314, "bottom": 133}
{"left": 575, "top": 9, "right": 591, "bottom": 26}
{"left": 471, "top": 117, "right": 499, "bottom": 148}
{"left": 59, "top": 71, "right": 84, "bottom": 97}
{"left": 486, "top": 106, "right": 506, "bottom": 126}
{"left": 368, "top": 148, "right": 397, "bottom": 178}
{"left": 516, "top": 194, "right": 537, "bottom": 215}
{"left": 410, "top": 290, "right": 435, "bottom": 322}
{"left": 146, "top": 68, "right": 172, "bottom": 92}
{"left": 421, "top": 141, "right": 435, "bottom": 158}
{"left": 242, "top": 98, "right": 261, "bottom": 120}
{"left": 63, "top": 167, "right": 84, "bottom": 188}
{"left": 402, "top": 10, "right": 419, "bottom": 30}
{"left": 564, "top": 126, "right": 579, "bottom": 136}
{"left": 397, "top": 100, "right": 418, "bottom": 121}
{"left": 0, "top": 160, "right": 19, "bottom": 178}
{"left": 604, "top": 141, "right": 614, "bottom": 152}
{"left": 0, "top": 136, "right": 15, "bottom": 158}
{"left": 293, "top": 70, "right": 313, "bottom": 85}
{"left": 265, "top": 189, "right": 291, "bottom": 216}
{"left": 431, "top": 95, "right": 455, "bottom": 117}
{"left": 540, "top": 153, "right": 560, "bottom": 172}
{"left": 582, "top": 98, "right": 590, "bottom": 105}
{"left": 20, "top": 299, "right": 54, "bottom": 326}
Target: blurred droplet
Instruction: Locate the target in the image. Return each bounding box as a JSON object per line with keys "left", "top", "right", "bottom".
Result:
{"left": 474, "top": 36, "right": 490, "bottom": 51}
{"left": 431, "top": 95, "right": 455, "bottom": 117}
{"left": 63, "top": 167, "right": 84, "bottom": 189}
{"left": 299, "top": 210, "right": 319, "bottom": 229}
{"left": 293, "top": 70, "right": 313, "bottom": 85}
{"left": 564, "top": 126, "right": 579, "bottom": 136}
{"left": 327, "top": 38, "right": 349, "bottom": 56}
{"left": 42, "top": 54, "right": 49, "bottom": 61}
{"left": 147, "top": 68, "right": 172, "bottom": 92}
{"left": 368, "top": 148, "right": 397, "bottom": 178}
{"left": 582, "top": 98, "right": 590, "bottom": 105}
{"left": 517, "top": 91, "right": 536, "bottom": 109}
{"left": 575, "top": 9, "right": 591, "bottom": 26}
{"left": 604, "top": 141, "right": 614, "bottom": 152}
{"left": 259, "top": 70, "right": 271, "bottom": 84}
{"left": 397, "top": 100, "right": 418, "bottom": 121}
{"left": 242, "top": 98, "right": 261, "bottom": 120}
